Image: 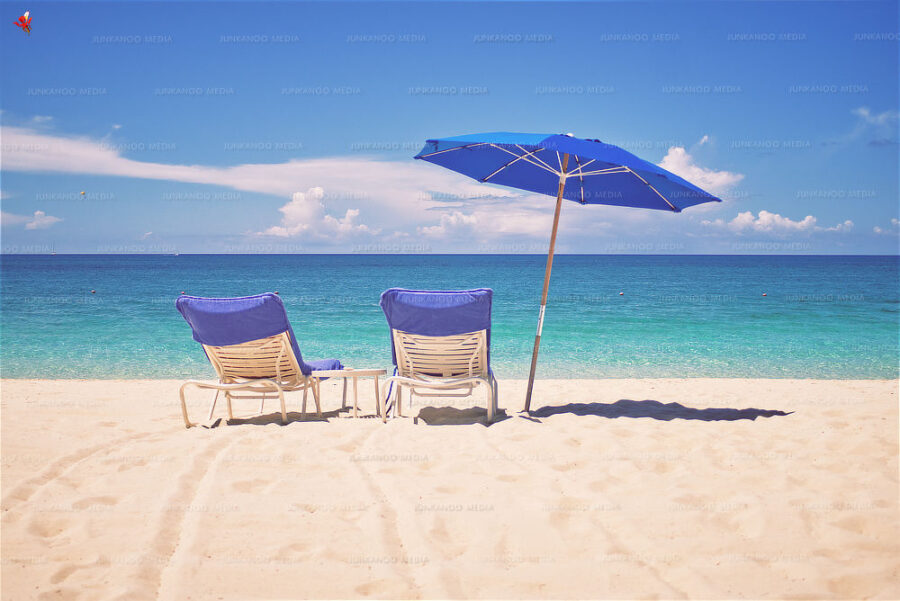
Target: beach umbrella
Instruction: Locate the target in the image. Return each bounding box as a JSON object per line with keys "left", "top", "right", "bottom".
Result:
{"left": 414, "top": 132, "right": 722, "bottom": 412}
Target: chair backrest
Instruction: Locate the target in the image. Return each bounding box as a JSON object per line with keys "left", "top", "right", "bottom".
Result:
{"left": 203, "top": 332, "right": 302, "bottom": 383}
{"left": 175, "top": 293, "right": 311, "bottom": 381}
{"left": 380, "top": 288, "right": 493, "bottom": 379}
{"left": 392, "top": 329, "right": 489, "bottom": 379}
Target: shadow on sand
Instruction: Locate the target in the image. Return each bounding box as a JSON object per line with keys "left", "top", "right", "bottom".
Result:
{"left": 414, "top": 406, "right": 511, "bottom": 426}
{"left": 530, "top": 399, "right": 792, "bottom": 422}
{"left": 205, "top": 400, "right": 790, "bottom": 427}
{"left": 217, "top": 408, "right": 346, "bottom": 427}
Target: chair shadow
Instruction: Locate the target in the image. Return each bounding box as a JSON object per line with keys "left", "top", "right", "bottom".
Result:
{"left": 224, "top": 408, "right": 341, "bottom": 426}
{"left": 530, "top": 399, "right": 792, "bottom": 422}
{"left": 414, "top": 406, "right": 511, "bottom": 426}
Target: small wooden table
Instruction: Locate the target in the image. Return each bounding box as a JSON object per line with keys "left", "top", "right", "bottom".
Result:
{"left": 311, "top": 368, "right": 387, "bottom": 418}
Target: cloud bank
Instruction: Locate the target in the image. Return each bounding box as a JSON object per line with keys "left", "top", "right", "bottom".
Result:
{"left": 703, "top": 210, "right": 853, "bottom": 235}
{"left": 1, "top": 210, "right": 63, "bottom": 230}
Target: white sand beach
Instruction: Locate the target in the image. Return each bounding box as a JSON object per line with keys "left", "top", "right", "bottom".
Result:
{"left": 2, "top": 378, "right": 898, "bottom": 600}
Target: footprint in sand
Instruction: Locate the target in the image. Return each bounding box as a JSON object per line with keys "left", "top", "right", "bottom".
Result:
{"left": 49, "top": 555, "right": 109, "bottom": 584}
{"left": 552, "top": 462, "right": 579, "bottom": 472}
{"left": 71, "top": 496, "right": 117, "bottom": 510}
{"left": 37, "top": 586, "right": 82, "bottom": 600}
{"left": 232, "top": 479, "right": 267, "bottom": 493}
{"left": 27, "top": 515, "right": 71, "bottom": 540}
{"left": 429, "top": 515, "right": 466, "bottom": 559}
{"left": 355, "top": 579, "right": 394, "bottom": 597}
{"left": 278, "top": 541, "right": 314, "bottom": 561}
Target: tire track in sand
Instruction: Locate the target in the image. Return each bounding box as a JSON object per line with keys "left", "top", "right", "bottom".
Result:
{"left": 115, "top": 431, "right": 245, "bottom": 601}
{"left": 1, "top": 431, "right": 156, "bottom": 510}
{"left": 346, "top": 427, "right": 423, "bottom": 598}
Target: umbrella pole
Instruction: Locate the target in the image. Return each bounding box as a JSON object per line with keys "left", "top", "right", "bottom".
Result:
{"left": 524, "top": 153, "right": 569, "bottom": 413}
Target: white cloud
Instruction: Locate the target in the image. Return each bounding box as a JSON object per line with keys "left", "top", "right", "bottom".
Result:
{"left": 834, "top": 107, "right": 900, "bottom": 146}
{"left": 852, "top": 107, "right": 899, "bottom": 127}
{"left": 31, "top": 115, "right": 53, "bottom": 125}
{"left": 140, "top": 231, "right": 153, "bottom": 240}
{"left": 702, "top": 210, "right": 853, "bottom": 236}
{"left": 1, "top": 210, "right": 63, "bottom": 230}
{"left": 822, "top": 220, "right": 854, "bottom": 233}
{"left": 26, "top": 211, "right": 63, "bottom": 230}
{"left": 0, "top": 212, "right": 29, "bottom": 226}
{"left": 112, "top": 124, "right": 122, "bottom": 130}
{"left": 0, "top": 125, "right": 508, "bottom": 232}
{"left": 416, "top": 191, "right": 587, "bottom": 241}
{"left": 259, "top": 187, "right": 377, "bottom": 238}
{"left": 658, "top": 145, "right": 744, "bottom": 196}
{"left": 418, "top": 211, "right": 478, "bottom": 237}
{"left": 873, "top": 218, "right": 900, "bottom": 235}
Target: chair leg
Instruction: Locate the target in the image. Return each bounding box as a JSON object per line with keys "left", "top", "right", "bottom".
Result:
{"left": 493, "top": 378, "right": 499, "bottom": 415}
{"left": 179, "top": 382, "right": 195, "bottom": 428}
{"left": 276, "top": 387, "right": 287, "bottom": 424}
{"left": 374, "top": 376, "right": 381, "bottom": 419}
{"left": 397, "top": 385, "right": 403, "bottom": 417}
{"left": 225, "top": 391, "right": 234, "bottom": 420}
{"left": 353, "top": 376, "right": 359, "bottom": 418}
{"left": 206, "top": 389, "right": 220, "bottom": 422}
{"left": 486, "top": 381, "right": 494, "bottom": 424}
{"left": 301, "top": 384, "right": 308, "bottom": 418}
{"left": 258, "top": 392, "right": 266, "bottom": 416}
{"left": 312, "top": 379, "right": 322, "bottom": 417}
{"left": 342, "top": 379, "right": 348, "bottom": 410}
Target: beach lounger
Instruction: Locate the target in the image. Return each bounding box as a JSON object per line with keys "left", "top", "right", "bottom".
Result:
{"left": 379, "top": 288, "right": 498, "bottom": 423}
{"left": 175, "top": 293, "right": 342, "bottom": 428}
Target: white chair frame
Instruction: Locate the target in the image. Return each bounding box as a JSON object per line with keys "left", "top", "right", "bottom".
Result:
{"left": 380, "top": 329, "right": 498, "bottom": 423}
{"left": 179, "top": 331, "right": 326, "bottom": 428}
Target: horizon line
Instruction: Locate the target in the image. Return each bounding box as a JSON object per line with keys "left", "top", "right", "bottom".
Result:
{"left": 3, "top": 253, "right": 899, "bottom": 258}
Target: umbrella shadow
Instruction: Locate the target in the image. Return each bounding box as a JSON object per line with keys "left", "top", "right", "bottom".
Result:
{"left": 530, "top": 399, "right": 792, "bottom": 422}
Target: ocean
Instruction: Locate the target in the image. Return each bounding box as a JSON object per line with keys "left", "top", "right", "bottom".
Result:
{"left": 0, "top": 254, "right": 897, "bottom": 380}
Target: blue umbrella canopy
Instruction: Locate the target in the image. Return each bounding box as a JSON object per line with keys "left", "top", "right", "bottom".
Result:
{"left": 415, "top": 132, "right": 721, "bottom": 211}
{"left": 413, "top": 131, "right": 723, "bottom": 414}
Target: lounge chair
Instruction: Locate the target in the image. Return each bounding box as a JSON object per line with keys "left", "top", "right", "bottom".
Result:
{"left": 175, "top": 293, "right": 342, "bottom": 428}
{"left": 379, "top": 288, "right": 498, "bottom": 423}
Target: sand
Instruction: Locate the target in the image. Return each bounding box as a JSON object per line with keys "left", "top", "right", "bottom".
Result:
{"left": 1, "top": 378, "right": 898, "bottom": 600}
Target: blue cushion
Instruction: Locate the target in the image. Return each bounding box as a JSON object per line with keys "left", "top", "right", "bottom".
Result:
{"left": 176, "top": 293, "right": 340, "bottom": 376}
{"left": 379, "top": 288, "right": 492, "bottom": 369}
{"left": 305, "top": 358, "right": 344, "bottom": 379}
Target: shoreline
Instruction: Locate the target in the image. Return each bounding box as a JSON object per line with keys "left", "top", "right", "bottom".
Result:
{"left": 2, "top": 378, "right": 898, "bottom": 599}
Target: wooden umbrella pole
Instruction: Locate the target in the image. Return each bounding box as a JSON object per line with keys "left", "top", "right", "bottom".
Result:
{"left": 524, "top": 153, "right": 569, "bottom": 413}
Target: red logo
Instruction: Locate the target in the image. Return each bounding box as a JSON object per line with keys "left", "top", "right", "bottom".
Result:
{"left": 14, "top": 10, "right": 31, "bottom": 35}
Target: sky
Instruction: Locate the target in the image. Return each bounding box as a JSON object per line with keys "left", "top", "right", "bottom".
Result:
{"left": 1, "top": 0, "right": 898, "bottom": 254}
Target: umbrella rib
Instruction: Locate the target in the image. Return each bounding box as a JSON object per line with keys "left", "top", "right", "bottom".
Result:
{"left": 514, "top": 145, "right": 557, "bottom": 173}
{"left": 572, "top": 166, "right": 630, "bottom": 176}
{"left": 481, "top": 147, "right": 549, "bottom": 182}
{"left": 417, "top": 142, "right": 491, "bottom": 159}
{"left": 625, "top": 167, "right": 679, "bottom": 211}
{"left": 566, "top": 158, "right": 597, "bottom": 176}
{"left": 489, "top": 144, "right": 558, "bottom": 175}
{"left": 573, "top": 155, "right": 585, "bottom": 204}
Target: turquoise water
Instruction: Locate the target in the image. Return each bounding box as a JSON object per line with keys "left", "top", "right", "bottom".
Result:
{"left": 0, "top": 254, "right": 897, "bottom": 379}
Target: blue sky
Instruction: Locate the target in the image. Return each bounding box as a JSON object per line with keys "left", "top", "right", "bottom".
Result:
{"left": 1, "top": 0, "right": 898, "bottom": 254}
